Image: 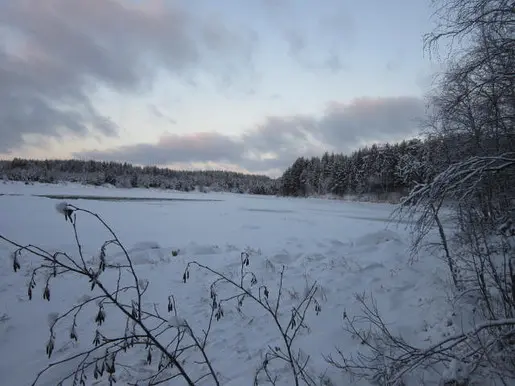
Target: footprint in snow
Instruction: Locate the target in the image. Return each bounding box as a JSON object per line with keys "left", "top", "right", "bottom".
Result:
{"left": 328, "top": 239, "right": 347, "bottom": 247}
{"left": 225, "top": 244, "right": 240, "bottom": 252}
{"left": 185, "top": 243, "right": 220, "bottom": 255}
{"left": 270, "top": 252, "right": 296, "bottom": 265}
{"left": 358, "top": 262, "right": 386, "bottom": 273}
{"left": 304, "top": 253, "right": 326, "bottom": 262}
{"left": 242, "top": 224, "right": 261, "bottom": 230}
{"left": 353, "top": 229, "right": 402, "bottom": 248}
{"left": 387, "top": 282, "right": 417, "bottom": 311}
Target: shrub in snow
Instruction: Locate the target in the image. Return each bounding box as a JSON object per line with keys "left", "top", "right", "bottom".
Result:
{"left": 329, "top": 159, "right": 515, "bottom": 383}
{"left": 1, "top": 203, "right": 324, "bottom": 386}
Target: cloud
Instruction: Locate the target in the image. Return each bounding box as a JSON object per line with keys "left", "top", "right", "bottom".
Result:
{"left": 0, "top": 0, "right": 256, "bottom": 152}
{"left": 281, "top": 28, "right": 348, "bottom": 73}
{"left": 317, "top": 96, "right": 426, "bottom": 148}
{"left": 265, "top": 1, "right": 354, "bottom": 73}
{"left": 78, "top": 132, "right": 245, "bottom": 166}
{"left": 75, "top": 96, "right": 425, "bottom": 175}
{"left": 148, "top": 104, "right": 177, "bottom": 125}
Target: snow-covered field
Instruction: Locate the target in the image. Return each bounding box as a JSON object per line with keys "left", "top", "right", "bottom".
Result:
{"left": 0, "top": 182, "right": 454, "bottom": 385}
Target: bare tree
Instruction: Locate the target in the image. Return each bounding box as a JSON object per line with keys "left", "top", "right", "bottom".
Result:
{"left": 328, "top": 0, "right": 515, "bottom": 383}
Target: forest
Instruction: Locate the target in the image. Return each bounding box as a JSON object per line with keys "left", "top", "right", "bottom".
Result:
{"left": 0, "top": 158, "right": 279, "bottom": 195}
{"left": 0, "top": 133, "right": 482, "bottom": 202}
{"left": 2, "top": 125, "right": 510, "bottom": 204}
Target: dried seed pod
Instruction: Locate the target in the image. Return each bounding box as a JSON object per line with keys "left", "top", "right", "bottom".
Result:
{"left": 95, "top": 305, "right": 106, "bottom": 326}
{"left": 12, "top": 252, "right": 21, "bottom": 273}
{"left": 43, "top": 285, "right": 50, "bottom": 301}
{"left": 70, "top": 323, "right": 78, "bottom": 341}
{"left": 46, "top": 335, "right": 55, "bottom": 358}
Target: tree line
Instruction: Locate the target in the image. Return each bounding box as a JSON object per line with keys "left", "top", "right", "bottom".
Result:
{"left": 278, "top": 138, "right": 438, "bottom": 199}
{"left": 0, "top": 158, "right": 279, "bottom": 195}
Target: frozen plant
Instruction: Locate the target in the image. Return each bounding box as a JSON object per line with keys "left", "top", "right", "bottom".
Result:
{"left": 2, "top": 203, "right": 219, "bottom": 386}
{"left": 1, "top": 203, "right": 325, "bottom": 386}
{"left": 183, "top": 250, "right": 323, "bottom": 386}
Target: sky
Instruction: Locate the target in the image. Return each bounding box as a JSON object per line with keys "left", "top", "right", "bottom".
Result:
{"left": 0, "top": 0, "right": 440, "bottom": 177}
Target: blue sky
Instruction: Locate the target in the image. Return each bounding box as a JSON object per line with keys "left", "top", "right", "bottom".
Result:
{"left": 0, "top": 0, "right": 438, "bottom": 176}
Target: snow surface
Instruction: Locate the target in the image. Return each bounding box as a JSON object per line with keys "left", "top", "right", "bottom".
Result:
{"left": 0, "top": 181, "right": 456, "bottom": 385}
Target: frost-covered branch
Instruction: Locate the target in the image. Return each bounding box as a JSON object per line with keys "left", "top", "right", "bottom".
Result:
{"left": 397, "top": 153, "right": 515, "bottom": 210}
{"left": 1, "top": 203, "right": 220, "bottom": 386}
{"left": 184, "top": 254, "right": 322, "bottom": 386}
{"left": 327, "top": 294, "right": 515, "bottom": 385}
